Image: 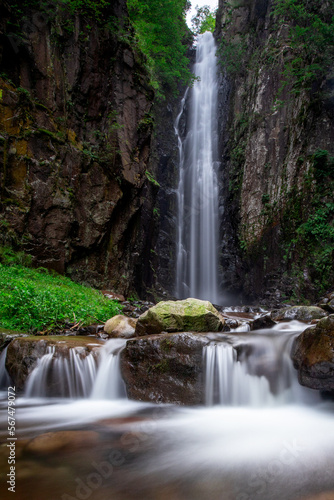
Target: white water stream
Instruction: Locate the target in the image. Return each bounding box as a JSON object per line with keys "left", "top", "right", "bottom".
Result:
{"left": 24, "top": 339, "right": 126, "bottom": 399}
{"left": 176, "top": 32, "right": 220, "bottom": 303}
{"left": 0, "top": 326, "right": 333, "bottom": 499}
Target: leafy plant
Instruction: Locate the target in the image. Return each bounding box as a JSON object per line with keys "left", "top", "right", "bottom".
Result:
{"left": 218, "top": 36, "right": 248, "bottom": 76}
{"left": 127, "top": 0, "right": 194, "bottom": 95}
{"left": 273, "top": 0, "right": 334, "bottom": 95}
{"left": 0, "top": 246, "right": 32, "bottom": 267}
{"left": 191, "top": 5, "right": 216, "bottom": 35}
{"left": 145, "top": 170, "right": 160, "bottom": 187}
{"left": 0, "top": 264, "right": 122, "bottom": 332}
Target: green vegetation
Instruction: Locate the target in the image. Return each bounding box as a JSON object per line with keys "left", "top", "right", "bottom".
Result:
{"left": 218, "top": 37, "right": 248, "bottom": 75}
{"left": 0, "top": 264, "right": 122, "bottom": 332}
{"left": 273, "top": 0, "right": 334, "bottom": 95}
{"left": 191, "top": 5, "right": 216, "bottom": 35}
{"left": 127, "top": 0, "right": 193, "bottom": 95}
{"left": 0, "top": 246, "right": 32, "bottom": 267}
{"left": 280, "top": 149, "right": 334, "bottom": 294}
{"left": 145, "top": 170, "right": 160, "bottom": 187}
{"left": 10, "top": 0, "right": 112, "bottom": 27}
{"left": 9, "top": 0, "right": 195, "bottom": 97}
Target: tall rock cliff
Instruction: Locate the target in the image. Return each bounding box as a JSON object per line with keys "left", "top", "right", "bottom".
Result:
{"left": 216, "top": 0, "right": 334, "bottom": 305}
{"left": 0, "top": 0, "right": 157, "bottom": 295}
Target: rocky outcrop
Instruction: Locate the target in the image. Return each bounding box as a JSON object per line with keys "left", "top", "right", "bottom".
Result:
{"left": 103, "top": 315, "right": 136, "bottom": 338}
{"left": 272, "top": 306, "right": 327, "bottom": 323}
{"left": 215, "top": 0, "right": 334, "bottom": 304}
{"left": 121, "top": 332, "right": 208, "bottom": 404}
{"left": 318, "top": 292, "right": 334, "bottom": 314}
{"left": 291, "top": 315, "right": 334, "bottom": 392}
{"left": 5, "top": 336, "right": 102, "bottom": 390}
{"left": 0, "top": 0, "right": 156, "bottom": 296}
{"left": 251, "top": 313, "right": 276, "bottom": 330}
{"left": 135, "top": 298, "right": 226, "bottom": 336}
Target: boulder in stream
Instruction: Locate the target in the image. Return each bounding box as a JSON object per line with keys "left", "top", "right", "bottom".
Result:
{"left": 104, "top": 315, "right": 137, "bottom": 338}
{"left": 135, "top": 298, "right": 225, "bottom": 336}
{"left": 272, "top": 306, "right": 327, "bottom": 323}
{"left": 291, "top": 315, "right": 334, "bottom": 393}
{"left": 121, "top": 332, "right": 209, "bottom": 405}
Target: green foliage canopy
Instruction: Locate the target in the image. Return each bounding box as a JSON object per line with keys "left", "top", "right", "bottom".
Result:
{"left": 127, "top": 0, "right": 193, "bottom": 95}
{"left": 191, "top": 5, "right": 216, "bottom": 35}
{"left": 274, "top": 0, "right": 334, "bottom": 93}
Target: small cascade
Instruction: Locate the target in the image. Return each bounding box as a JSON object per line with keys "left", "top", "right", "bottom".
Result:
{"left": 25, "top": 345, "right": 98, "bottom": 398}
{"left": 23, "top": 339, "right": 127, "bottom": 399}
{"left": 204, "top": 331, "right": 321, "bottom": 407}
{"left": 0, "top": 346, "right": 11, "bottom": 389}
{"left": 204, "top": 343, "right": 274, "bottom": 406}
{"left": 91, "top": 339, "right": 126, "bottom": 399}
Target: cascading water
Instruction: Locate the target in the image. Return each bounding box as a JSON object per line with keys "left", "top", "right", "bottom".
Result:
{"left": 24, "top": 339, "right": 126, "bottom": 399}
{"left": 204, "top": 324, "right": 320, "bottom": 407}
{"left": 91, "top": 338, "right": 126, "bottom": 399}
{"left": 1, "top": 326, "right": 334, "bottom": 500}
{"left": 204, "top": 343, "right": 275, "bottom": 406}
{"left": 176, "top": 31, "right": 220, "bottom": 303}
{"left": 0, "top": 346, "right": 11, "bottom": 389}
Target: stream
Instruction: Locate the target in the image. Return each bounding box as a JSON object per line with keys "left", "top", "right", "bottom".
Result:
{"left": 0, "top": 321, "right": 334, "bottom": 500}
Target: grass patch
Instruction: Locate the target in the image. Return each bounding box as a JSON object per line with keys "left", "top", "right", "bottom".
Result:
{"left": 0, "top": 264, "right": 122, "bottom": 333}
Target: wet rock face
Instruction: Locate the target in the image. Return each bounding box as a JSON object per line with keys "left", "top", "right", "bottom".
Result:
{"left": 0, "top": 0, "right": 155, "bottom": 295}
{"left": 215, "top": 0, "right": 334, "bottom": 304}
{"left": 291, "top": 315, "right": 334, "bottom": 392}
{"left": 135, "top": 298, "right": 226, "bottom": 336}
{"left": 5, "top": 336, "right": 102, "bottom": 391}
{"left": 121, "top": 332, "right": 209, "bottom": 405}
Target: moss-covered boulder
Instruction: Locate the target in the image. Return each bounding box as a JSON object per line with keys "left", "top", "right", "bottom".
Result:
{"left": 272, "top": 306, "right": 327, "bottom": 323}
{"left": 291, "top": 315, "right": 334, "bottom": 392}
{"left": 104, "top": 315, "right": 137, "bottom": 338}
{"left": 135, "top": 298, "right": 225, "bottom": 336}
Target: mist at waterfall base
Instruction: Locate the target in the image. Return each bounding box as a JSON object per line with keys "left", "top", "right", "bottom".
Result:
{"left": 1, "top": 322, "right": 334, "bottom": 499}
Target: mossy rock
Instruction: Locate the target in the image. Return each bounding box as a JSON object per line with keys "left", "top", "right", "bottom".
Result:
{"left": 135, "top": 298, "right": 225, "bottom": 336}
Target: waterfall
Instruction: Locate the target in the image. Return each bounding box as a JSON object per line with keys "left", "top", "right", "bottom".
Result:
{"left": 0, "top": 345, "right": 11, "bottom": 389}
{"left": 176, "top": 31, "right": 220, "bottom": 303}
{"left": 204, "top": 332, "right": 321, "bottom": 407}
{"left": 25, "top": 345, "right": 98, "bottom": 398}
{"left": 91, "top": 339, "right": 126, "bottom": 399}
{"left": 24, "top": 339, "right": 126, "bottom": 399}
{"left": 204, "top": 343, "right": 275, "bottom": 406}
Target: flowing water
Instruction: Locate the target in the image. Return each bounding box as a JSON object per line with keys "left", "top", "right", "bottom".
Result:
{"left": 0, "top": 325, "right": 334, "bottom": 500}
{"left": 24, "top": 339, "right": 125, "bottom": 399}
{"left": 176, "top": 32, "right": 220, "bottom": 303}
{"left": 0, "top": 346, "right": 11, "bottom": 389}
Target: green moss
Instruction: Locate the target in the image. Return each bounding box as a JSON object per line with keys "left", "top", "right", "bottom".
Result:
{"left": 150, "top": 359, "right": 170, "bottom": 374}
{"left": 161, "top": 338, "right": 175, "bottom": 352}
{"left": 36, "top": 128, "right": 65, "bottom": 144}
